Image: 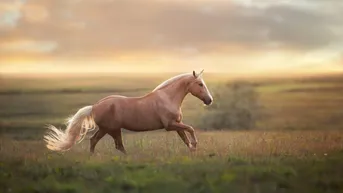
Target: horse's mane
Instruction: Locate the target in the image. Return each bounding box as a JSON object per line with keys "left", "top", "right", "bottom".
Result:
{"left": 152, "top": 73, "right": 192, "bottom": 92}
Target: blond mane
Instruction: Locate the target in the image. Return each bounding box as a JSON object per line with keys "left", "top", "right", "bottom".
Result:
{"left": 152, "top": 73, "right": 192, "bottom": 92}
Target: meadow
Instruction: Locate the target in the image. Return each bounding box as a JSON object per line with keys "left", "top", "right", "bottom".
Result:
{"left": 1, "top": 72, "right": 343, "bottom": 193}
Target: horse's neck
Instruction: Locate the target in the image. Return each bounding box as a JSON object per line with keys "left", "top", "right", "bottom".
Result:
{"left": 160, "top": 78, "right": 189, "bottom": 108}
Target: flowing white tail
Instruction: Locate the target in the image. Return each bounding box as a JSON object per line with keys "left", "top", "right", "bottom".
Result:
{"left": 44, "top": 105, "right": 97, "bottom": 151}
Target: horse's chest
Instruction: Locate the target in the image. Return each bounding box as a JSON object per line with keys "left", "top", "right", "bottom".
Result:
{"left": 165, "top": 107, "right": 182, "bottom": 121}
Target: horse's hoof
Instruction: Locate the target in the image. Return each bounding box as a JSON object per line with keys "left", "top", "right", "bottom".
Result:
{"left": 191, "top": 142, "right": 197, "bottom": 149}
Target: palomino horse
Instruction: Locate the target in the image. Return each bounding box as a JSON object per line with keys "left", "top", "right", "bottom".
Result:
{"left": 44, "top": 70, "right": 213, "bottom": 154}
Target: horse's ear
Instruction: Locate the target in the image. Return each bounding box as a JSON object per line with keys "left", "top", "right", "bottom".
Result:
{"left": 199, "top": 69, "right": 204, "bottom": 76}
{"left": 193, "top": 70, "right": 197, "bottom": 78}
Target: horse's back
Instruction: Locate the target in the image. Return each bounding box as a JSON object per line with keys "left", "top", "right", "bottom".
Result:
{"left": 94, "top": 95, "right": 127, "bottom": 105}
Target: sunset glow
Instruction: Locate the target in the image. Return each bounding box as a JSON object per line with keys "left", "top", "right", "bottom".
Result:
{"left": 1, "top": 0, "right": 342, "bottom": 76}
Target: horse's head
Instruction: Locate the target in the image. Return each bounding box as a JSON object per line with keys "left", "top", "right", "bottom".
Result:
{"left": 188, "top": 70, "right": 213, "bottom": 106}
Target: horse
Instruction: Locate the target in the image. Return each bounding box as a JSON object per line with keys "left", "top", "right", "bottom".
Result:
{"left": 44, "top": 70, "right": 213, "bottom": 154}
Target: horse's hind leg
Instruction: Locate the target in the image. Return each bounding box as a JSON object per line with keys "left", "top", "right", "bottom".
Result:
{"left": 108, "top": 129, "right": 127, "bottom": 154}
{"left": 90, "top": 129, "right": 106, "bottom": 154}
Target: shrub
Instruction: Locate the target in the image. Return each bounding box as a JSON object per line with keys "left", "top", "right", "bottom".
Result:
{"left": 198, "top": 81, "right": 261, "bottom": 130}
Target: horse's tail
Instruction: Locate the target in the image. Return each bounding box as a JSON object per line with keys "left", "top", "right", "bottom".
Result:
{"left": 44, "top": 105, "right": 97, "bottom": 152}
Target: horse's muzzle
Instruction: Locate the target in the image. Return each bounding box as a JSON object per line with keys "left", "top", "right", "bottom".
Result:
{"left": 203, "top": 98, "right": 213, "bottom": 106}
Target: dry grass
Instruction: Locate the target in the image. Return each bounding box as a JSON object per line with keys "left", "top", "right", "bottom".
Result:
{"left": 1, "top": 130, "right": 343, "bottom": 193}
{"left": 2, "top": 130, "right": 343, "bottom": 163}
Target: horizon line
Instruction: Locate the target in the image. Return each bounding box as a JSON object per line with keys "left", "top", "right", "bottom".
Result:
{"left": 1, "top": 71, "right": 343, "bottom": 80}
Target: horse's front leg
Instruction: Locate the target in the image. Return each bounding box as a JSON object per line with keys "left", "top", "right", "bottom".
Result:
{"left": 176, "top": 130, "right": 192, "bottom": 148}
{"left": 167, "top": 121, "right": 198, "bottom": 151}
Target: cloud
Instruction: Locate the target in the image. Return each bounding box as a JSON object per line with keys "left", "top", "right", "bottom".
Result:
{"left": 0, "top": 0, "right": 342, "bottom": 59}
{"left": 22, "top": 4, "right": 49, "bottom": 23}
{"left": 0, "top": 0, "right": 25, "bottom": 29}
{"left": 0, "top": 39, "right": 57, "bottom": 53}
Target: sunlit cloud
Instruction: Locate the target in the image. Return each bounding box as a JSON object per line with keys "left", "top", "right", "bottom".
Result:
{"left": 0, "top": 0, "right": 25, "bottom": 29}
{"left": 22, "top": 4, "right": 49, "bottom": 23}
{"left": 0, "top": 0, "right": 342, "bottom": 75}
{"left": 0, "top": 39, "right": 58, "bottom": 53}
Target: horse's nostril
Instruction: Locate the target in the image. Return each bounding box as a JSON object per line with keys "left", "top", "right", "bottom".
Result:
{"left": 208, "top": 99, "right": 213, "bottom": 105}
{"left": 204, "top": 98, "right": 212, "bottom": 105}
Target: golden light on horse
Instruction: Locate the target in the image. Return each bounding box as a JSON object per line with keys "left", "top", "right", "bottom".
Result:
{"left": 43, "top": 70, "right": 213, "bottom": 154}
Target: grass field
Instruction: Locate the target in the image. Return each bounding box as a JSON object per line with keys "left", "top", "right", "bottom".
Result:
{"left": 1, "top": 73, "right": 343, "bottom": 193}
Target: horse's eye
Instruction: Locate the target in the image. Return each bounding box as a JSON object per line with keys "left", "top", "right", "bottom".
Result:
{"left": 199, "top": 83, "right": 204, "bottom": 87}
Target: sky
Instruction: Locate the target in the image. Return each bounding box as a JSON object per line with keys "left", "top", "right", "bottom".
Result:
{"left": 0, "top": 0, "right": 342, "bottom": 76}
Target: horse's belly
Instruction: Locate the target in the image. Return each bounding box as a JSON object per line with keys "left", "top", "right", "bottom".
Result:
{"left": 122, "top": 117, "right": 164, "bottom": 131}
